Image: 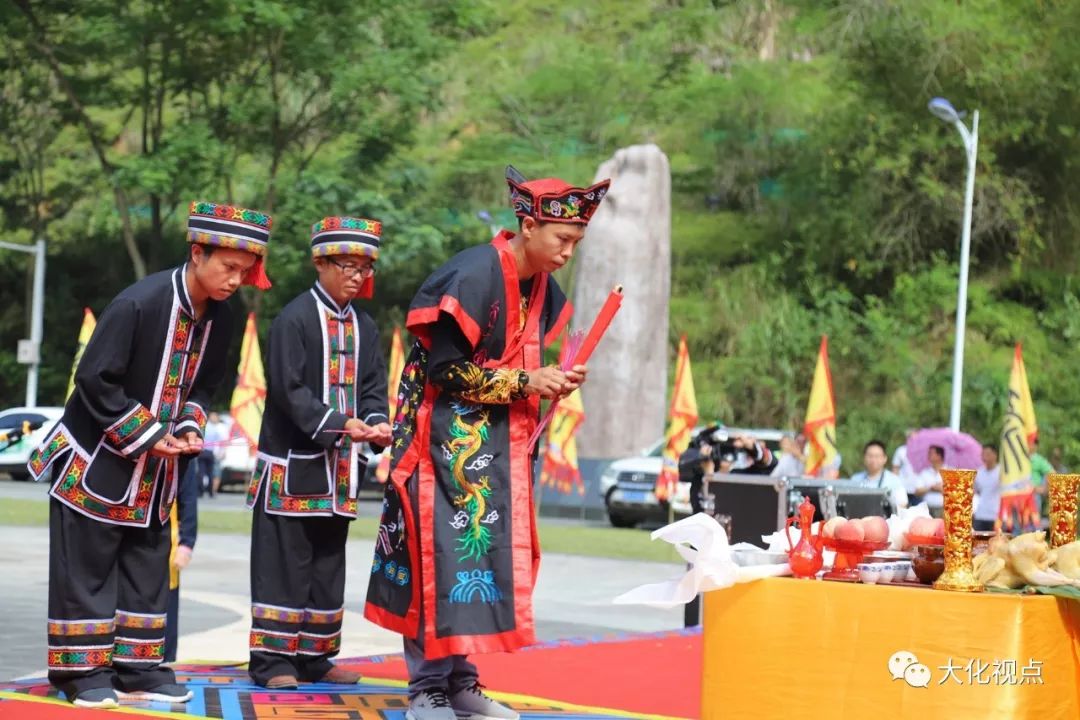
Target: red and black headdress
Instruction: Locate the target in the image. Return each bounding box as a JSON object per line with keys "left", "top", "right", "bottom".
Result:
{"left": 506, "top": 165, "right": 610, "bottom": 225}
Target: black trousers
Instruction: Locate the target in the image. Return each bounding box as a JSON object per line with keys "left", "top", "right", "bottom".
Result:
{"left": 248, "top": 493, "right": 351, "bottom": 685}
{"left": 48, "top": 498, "right": 175, "bottom": 699}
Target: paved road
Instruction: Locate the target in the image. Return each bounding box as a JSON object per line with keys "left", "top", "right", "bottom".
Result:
{"left": 0, "top": 484, "right": 684, "bottom": 681}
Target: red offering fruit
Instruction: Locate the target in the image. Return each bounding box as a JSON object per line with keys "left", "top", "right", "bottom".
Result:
{"left": 861, "top": 516, "right": 890, "bottom": 544}
{"left": 836, "top": 519, "right": 865, "bottom": 543}
{"left": 823, "top": 517, "right": 847, "bottom": 539}
{"left": 909, "top": 517, "right": 936, "bottom": 536}
{"left": 904, "top": 517, "right": 945, "bottom": 547}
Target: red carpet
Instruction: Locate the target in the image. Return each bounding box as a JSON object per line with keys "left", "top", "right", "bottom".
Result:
{"left": 0, "top": 697, "right": 153, "bottom": 719}
{"left": 342, "top": 629, "right": 702, "bottom": 719}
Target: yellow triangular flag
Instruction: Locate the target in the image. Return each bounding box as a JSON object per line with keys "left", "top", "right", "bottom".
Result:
{"left": 803, "top": 336, "right": 838, "bottom": 476}
{"left": 66, "top": 308, "right": 96, "bottom": 401}
{"left": 375, "top": 326, "right": 406, "bottom": 483}
{"left": 540, "top": 342, "right": 587, "bottom": 496}
{"left": 387, "top": 326, "right": 405, "bottom": 420}
{"left": 656, "top": 335, "right": 699, "bottom": 502}
{"left": 1001, "top": 344, "right": 1035, "bottom": 486}
{"left": 999, "top": 344, "right": 1039, "bottom": 530}
{"left": 230, "top": 313, "right": 265, "bottom": 448}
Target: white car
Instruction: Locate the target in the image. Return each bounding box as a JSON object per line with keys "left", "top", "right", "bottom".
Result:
{"left": 600, "top": 426, "right": 786, "bottom": 528}
{"left": 220, "top": 434, "right": 258, "bottom": 490}
{"left": 0, "top": 406, "right": 63, "bottom": 480}
{"left": 599, "top": 429, "right": 700, "bottom": 528}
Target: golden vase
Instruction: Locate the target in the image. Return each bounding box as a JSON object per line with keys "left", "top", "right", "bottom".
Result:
{"left": 934, "top": 468, "right": 983, "bottom": 592}
{"left": 1047, "top": 473, "right": 1080, "bottom": 548}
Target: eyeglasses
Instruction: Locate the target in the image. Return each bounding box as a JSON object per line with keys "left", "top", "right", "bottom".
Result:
{"left": 327, "top": 258, "right": 377, "bottom": 278}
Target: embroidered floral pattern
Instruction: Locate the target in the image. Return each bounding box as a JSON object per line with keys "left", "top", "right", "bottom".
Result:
{"left": 249, "top": 629, "right": 298, "bottom": 655}
{"left": 328, "top": 311, "right": 358, "bottom": 517}
{"left": 115, "top": 611, "right": 167, "bottom": 630}
{"left": 297, "top": 631, "right": 341, "bottom": 655}
{"left": 29, "top": 430, "right": 69, "bottom": 477}
{"left": 265, "top": 462, "right": 333, "bottom": 513}
{"left": 48, "top": 647, "right": 112, "bottom": 670}
{"left": 311, "top": 216, "right": 381, "bottom": 236}
{"left": 189, "top": 201, "right": 272, "bottom": 229}
{"left": 113, "top": 637, "right": 165, "bottom": 663}
{"left": 105, "top": 405, "right": 155, "bottom": 449}
{"left": 47, "top": 618, "right": 114, "bottom": 636}
{"left": 247, "top": 457, "right": 267, "bottom": 506}
{"left": 305, "top": 607, "right": 345, "bottom": 624}
{"left": 251, "top": 604, "right": 304, "bottom": 623}
{"left": 176, "top": 401, "right": 207, "bottom": 433}
{"left": 187, "top": 231, "right": 267, "bottom": 255}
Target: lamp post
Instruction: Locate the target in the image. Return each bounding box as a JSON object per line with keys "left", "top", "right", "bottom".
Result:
{"left": 928, "top": 97, "right": 979, "bottom": 432}
{"left": 0, "top": 238, "right": 46, "bottom": 407}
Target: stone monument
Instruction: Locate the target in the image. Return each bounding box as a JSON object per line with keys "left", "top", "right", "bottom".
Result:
{"left": 572, "top": 144, "right": 671, "bottom": 459}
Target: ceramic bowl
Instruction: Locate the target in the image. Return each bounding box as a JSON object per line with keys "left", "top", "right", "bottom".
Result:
{"left": 876, "top": 563, "right": 896, "bottom": 583}
{"left": 911, "top": 544, "right": 945, "bottom": 584}
{"left": 857, "top": 562, "right": 881, "bottom": 584}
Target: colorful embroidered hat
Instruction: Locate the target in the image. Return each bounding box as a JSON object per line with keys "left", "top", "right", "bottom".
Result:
{"left": 187, "top": 201, "right": 273, "bottom": 290}
{"left": 311, "top": 216, "right": 382, "bottom": 299}
{"left": 506, "top": 165, "right": 611, "bottom": 225}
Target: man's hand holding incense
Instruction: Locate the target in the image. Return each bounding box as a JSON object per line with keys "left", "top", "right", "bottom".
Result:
{"left": 150, "top": 434, "right": 183, "bottom": 457}
{"left": 526, "top": 366, "right": 569, "bottom": 399}
{"left": 344, "top": 418, "right": 391, "bottom": 445}
{"left": 369, "top": 422, "right": 392, "bottom": 447}
{"left": 178, "top": 431, "right": 204, "bottom": 454}
{"left": 526, "top": 364, "right": 587, "bottom": 399}
{"left": 564, "top": 364, "right": 588, "bottom": 391}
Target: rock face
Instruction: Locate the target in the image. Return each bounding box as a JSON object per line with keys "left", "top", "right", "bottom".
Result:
{"left": 571, "top": 144, "right": 671, "bottom": 459}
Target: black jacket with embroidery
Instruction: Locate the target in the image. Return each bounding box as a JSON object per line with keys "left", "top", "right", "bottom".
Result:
{"left": 28, "top": 265, "right": 233, "bottom": 527}
{"left": 245, "top": 282, "right": 388, "bottom": 519}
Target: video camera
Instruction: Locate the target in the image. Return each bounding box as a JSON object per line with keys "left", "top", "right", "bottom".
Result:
{"left": 680, "top": 425, "right": 741, "bottom": 472}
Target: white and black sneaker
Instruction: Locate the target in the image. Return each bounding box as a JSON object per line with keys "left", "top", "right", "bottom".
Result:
{"left": 117, "top": 683, "right": 193, "bottom": 703}
{"left": 449, "top": 683, "right": 519, "bottom": 720}
{"left": 407, "top": 688, "right": 457, "bottom": 720}
{"left": 72, "top": 687, "right": 119, "bottom": 708}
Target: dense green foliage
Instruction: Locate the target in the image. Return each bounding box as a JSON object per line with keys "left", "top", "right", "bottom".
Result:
{"left": 3, "top": 0, "right": 1080, "bottom": 469}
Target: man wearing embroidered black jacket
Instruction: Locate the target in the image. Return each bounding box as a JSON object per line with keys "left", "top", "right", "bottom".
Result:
{"left": 365, "top": 166, "right": 610, "bottom": 720}
{"left": 28, "top": 201, "right": 273, "bottom": 708}
{"left": 246, "top": 216, "right": 391, "bottom": 689}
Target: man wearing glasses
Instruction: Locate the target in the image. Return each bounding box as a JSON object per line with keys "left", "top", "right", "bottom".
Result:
{"left": 246, "top": 216, "right": 392, "bottom": 689}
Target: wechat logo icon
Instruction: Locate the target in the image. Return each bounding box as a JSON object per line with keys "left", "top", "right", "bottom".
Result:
{"left": 889, "top": 650, "right": 931, "bottom": 688}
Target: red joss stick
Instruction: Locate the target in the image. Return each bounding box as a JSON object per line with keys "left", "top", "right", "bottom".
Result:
{"left": 527, "top": 285, "right": 624, "bottom": 452}
{"left": 571, "top": 285, "right": 622, "bottom": 366}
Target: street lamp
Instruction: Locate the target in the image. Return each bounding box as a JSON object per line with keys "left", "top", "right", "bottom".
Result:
{"left": 0, "top": 238, "right": 46, "bottom": 407}
{"left": 928, "top": 97, "right": 979, "bottom": 432}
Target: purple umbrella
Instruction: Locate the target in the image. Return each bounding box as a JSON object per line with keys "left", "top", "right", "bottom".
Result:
{"left": 906, "top": 427, "right": 983, "bottom": 474}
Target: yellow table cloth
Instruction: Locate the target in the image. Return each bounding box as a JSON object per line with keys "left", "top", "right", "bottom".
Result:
{"left": 702, "top": 577, "right": 1080, "bottom": 719}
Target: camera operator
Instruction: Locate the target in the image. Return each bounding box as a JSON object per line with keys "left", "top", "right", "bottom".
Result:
{"left": 681, "top": 427, "right": 777, "bottom": 514}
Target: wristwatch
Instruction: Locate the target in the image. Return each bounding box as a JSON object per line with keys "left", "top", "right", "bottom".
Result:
{"left": 513, "top": 370, "right": 530, "bottom": 399}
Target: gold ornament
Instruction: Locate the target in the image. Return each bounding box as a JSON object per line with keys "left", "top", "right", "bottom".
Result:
{"left": 1047, "top": 473, "right": 1080, "bottom": 548}
{"left": 934, "top": 469, "right": 983, "bottom": 592}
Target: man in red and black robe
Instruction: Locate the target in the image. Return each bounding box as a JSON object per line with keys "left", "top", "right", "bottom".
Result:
{"left": 365, "top": 166, "right": 609, "bottom": 720}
